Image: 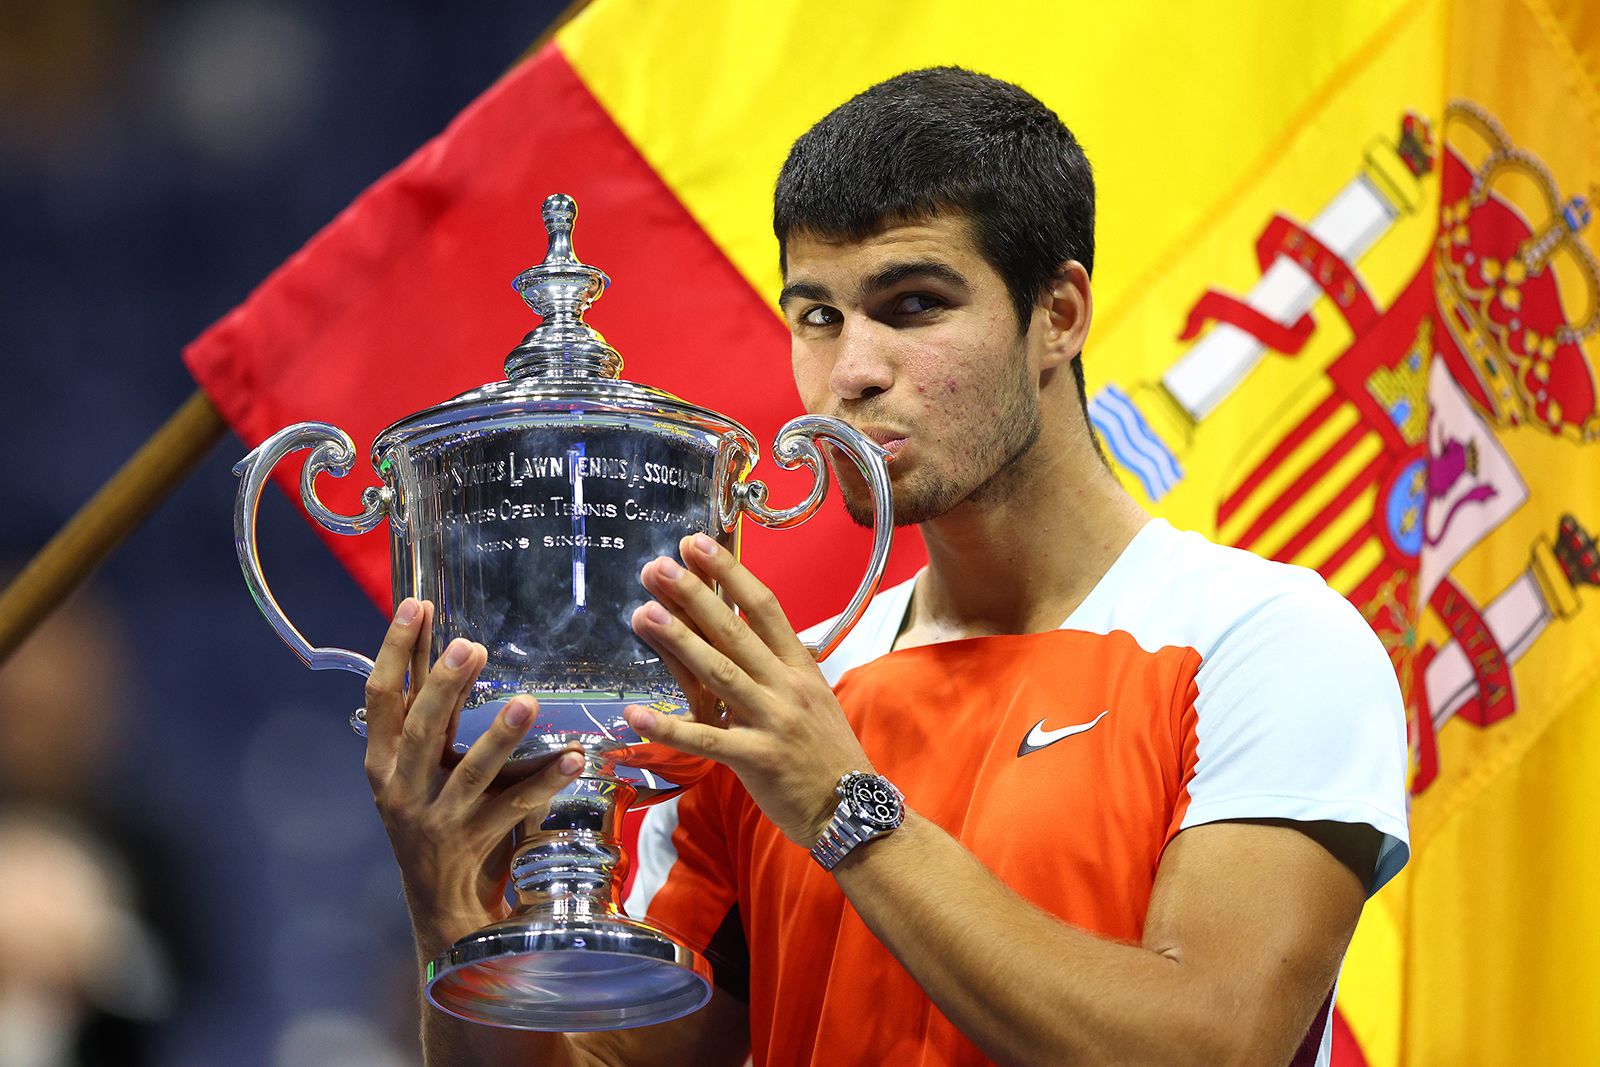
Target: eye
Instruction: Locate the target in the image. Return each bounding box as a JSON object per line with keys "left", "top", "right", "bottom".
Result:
{"left": 891, "top": 293, "right": 943, "bottom": 315}
{"left": 799, "top": 305, "right": 842, "bottom": 328}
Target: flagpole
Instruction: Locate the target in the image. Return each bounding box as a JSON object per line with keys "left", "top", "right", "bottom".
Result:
{"left": 523, "top": 0, "right": 592, "bottom": 59}
{"left": 0, "top": 389, "right": 226, "bottom": 663}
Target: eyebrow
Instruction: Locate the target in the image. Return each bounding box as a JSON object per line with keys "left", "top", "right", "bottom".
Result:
{"left": 862, "top": 259, "right": 970, "bottom": 298}
{"left": 778, "top": 280, "right": 831, "bottom": 310}
{"left": 778, "top": 259, "right": 971, "bottom": 311}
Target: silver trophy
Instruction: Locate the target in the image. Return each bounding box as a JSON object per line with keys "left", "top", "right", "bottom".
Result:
{"left": 232, "top": 194, "right": 892, "bottom": 1030}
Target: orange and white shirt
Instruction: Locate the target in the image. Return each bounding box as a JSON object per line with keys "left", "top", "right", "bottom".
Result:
{"left": 627, "top": 518, "right": 1409, "bottom": 1067}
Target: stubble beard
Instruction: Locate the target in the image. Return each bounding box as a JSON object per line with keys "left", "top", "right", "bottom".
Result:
{"left": 839, "top": 347, "right": 1042, "bottom": 528}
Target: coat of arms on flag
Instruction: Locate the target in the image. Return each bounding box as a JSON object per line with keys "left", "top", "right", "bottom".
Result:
{"left": 1094, "top": 102, "right": 1599, "bottom": 810}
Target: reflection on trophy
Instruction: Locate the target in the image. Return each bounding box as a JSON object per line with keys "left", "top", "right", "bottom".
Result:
{"left": 231, "top": 194, "right": 893, "bottom": 1030}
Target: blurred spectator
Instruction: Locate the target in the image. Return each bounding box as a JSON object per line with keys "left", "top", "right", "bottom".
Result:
{"left": 0, "top": 811, "right": 173, "bottom": 1067}
{"left": 0, "top": 586, "right": 181, "bottom": 1066}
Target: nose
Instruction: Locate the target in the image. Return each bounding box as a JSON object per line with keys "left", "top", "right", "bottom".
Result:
{"left": 828, "top": 321, "right": 895, "bottom": 401}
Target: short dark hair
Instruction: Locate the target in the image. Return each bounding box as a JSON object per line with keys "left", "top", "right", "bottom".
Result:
{"left": 773, "top": 67, "right": 1095, "bottom": 333}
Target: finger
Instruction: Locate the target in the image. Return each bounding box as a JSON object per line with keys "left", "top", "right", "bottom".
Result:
{"left": 681, "top": 533, "right": 810, "bottom": 663}
{"left": 623, "top": 704, "right": 748, "bottom": 765}
{"left": 393, "top": 638, "right": 487, "bottom": 793}
{"left": 436, "top": 696, "right": 540, "bottom": 810}
{"left": 631, "top": 600, "right": 766, "bottom": 712}
{"left": 641, "top": 554, "right": 786, "bottom": 685}
{"left": 627, "top": 583, "right": 722, "bottom": 722}
{"left": 475, "top": 747, "right": 588, "bottom": 840}
{"left": 647, "top": 631, "right": 721, "bottom": 724}
{"left": 406, "top": 599, "right": 435, "bottom": 708}
{"left": 363, "top": 598, "right": 425, "bottom": 783}
{"left": 442, "top": 642, "right": 481, "bottom": 760}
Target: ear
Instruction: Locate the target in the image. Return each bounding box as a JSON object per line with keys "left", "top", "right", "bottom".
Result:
{"left": 1041, "top": 261, "right": 1092, "bottom": 371}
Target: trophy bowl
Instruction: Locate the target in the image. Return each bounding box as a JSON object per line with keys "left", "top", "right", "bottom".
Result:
{"left": 232, "top": 194, "right": 892, "bottom": 1030}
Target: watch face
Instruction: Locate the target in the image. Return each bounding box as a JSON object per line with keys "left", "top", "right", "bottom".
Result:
{"left": 845, "top": 775, "right": 902, "bottom": 830}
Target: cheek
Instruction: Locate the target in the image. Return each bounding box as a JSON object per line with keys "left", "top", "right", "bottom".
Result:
{"left": 790, "top": 347, "right": 831, "bottom": 410}
{"left": 907, "top": 351, "right": 991, "bottom": 412}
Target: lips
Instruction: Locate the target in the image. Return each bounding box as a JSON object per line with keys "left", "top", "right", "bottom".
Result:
{"left": 855, "top": 426, "right": 908, "bottom": 456}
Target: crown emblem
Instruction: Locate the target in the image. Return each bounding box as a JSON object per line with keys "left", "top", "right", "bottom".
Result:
{"left": 1432, "top": 101, "right": 1600, "bottom": 441}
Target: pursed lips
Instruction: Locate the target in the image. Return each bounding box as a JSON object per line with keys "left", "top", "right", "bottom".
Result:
{"left": 855, "top": 426, "right": 909, "bottom": 456}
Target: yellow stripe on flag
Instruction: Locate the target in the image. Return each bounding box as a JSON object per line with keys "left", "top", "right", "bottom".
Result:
{"left": 558, "top": 0, "right": 1420, "bottom": 324}
{"left": 1342, "top": 885, "right": 1408, "bottom": 1067}
{"left": 1403, "top": 674, "right": 1600, "bottom": 1061}
{"left": 1328, "top": 537, "right": 1386, "bottom": 596}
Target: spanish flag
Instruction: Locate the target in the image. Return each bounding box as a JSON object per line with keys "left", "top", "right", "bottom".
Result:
{"left": 185, "top": 2, "right": 1600, "bottom": 1062}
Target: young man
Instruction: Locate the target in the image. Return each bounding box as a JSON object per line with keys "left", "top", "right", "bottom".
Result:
{"left": 362, "top": 68, "right": 1409, "bottom": 1066}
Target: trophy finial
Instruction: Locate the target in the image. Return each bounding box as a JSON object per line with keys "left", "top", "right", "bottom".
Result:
{"left": 506, "top": 193, "right": 621, "bottom": 380}
{"left": 541, "top": 193, "right": 578, "bottom": 264}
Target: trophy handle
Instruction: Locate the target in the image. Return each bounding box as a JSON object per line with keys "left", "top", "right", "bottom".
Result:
{"left": 731, "top": 415, "right": 892, "bottom": 661}
{"left": 233, "top": 421, "right": 392, "bottom": 679}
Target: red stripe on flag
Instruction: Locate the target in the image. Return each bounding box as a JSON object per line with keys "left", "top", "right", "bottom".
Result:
{"left": 1270, "top": 453, "right": 1386, "bottom": 564}
{"left": 1231, "top": 420, "right": 1369, "bottom": 552}
{"left": 1218, "top": 391, "right": 1342, "bottom": 526}
{"left": 1312, "top": 524, "right": 1371, "bottom": 580}
{"left": 184, "top": 44, "right": 923, "bottom": 629}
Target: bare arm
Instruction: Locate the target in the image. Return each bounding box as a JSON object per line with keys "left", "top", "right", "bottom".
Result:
{"left": 363, "top": 598, "right": 750, "bottom": 1067}
{"left": 622, "top": 535, "right": 1379, "bottom": 1066}
{"left": 830, "top": 814, "right": 1372, "bottom": 1066}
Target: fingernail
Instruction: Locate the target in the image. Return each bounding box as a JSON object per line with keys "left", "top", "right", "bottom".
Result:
{"left": 503, "top": 700, "right": 532, "bottom": 728}
{"left": 629, "top": 706, "right": 657, "bottom": 730}
{"left": 558, "top": 752, "right": 584, "bottom": 775}
{"left": 395, "top": 598, "right": 420, "bottom": 625}
{"left": 645, "top": 602, "right": 671, "bottom": 625}
{"left": 657, "top": 556, "right": 683, "bottom": 579}
{"left": 442, "top": 638, "right": 471, "bottom": 668}
{"left": 693, "top": 533, "right": 718, "bottom": 555}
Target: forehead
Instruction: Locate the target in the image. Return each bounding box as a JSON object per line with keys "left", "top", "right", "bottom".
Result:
{"left": 782, "top": 212, "right": 990, "bottom": 283}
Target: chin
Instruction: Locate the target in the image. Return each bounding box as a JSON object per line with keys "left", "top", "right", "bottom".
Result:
{"left": 841, "top": 473, "right": 963, "bottom": 529}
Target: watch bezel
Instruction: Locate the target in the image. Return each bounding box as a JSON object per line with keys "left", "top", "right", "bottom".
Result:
{"left": 839, "top": 771, "right": 904, "bottom": 832}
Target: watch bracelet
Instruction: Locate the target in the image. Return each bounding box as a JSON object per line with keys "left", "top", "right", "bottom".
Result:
{"left": 810, "top": 812, "right": 869, "bottom": 871}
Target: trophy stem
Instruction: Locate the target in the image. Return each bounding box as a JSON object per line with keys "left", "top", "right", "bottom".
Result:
{"left": 424, "top": 760, "right": 711, "bottom": 1031}
{"left": 508, "top": 772, "right": 634, "bottom": 922}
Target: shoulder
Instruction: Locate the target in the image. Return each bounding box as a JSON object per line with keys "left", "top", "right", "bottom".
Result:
{"left": 1105, "top": 526, "right": 1410, "bottom": 890}
{"left": 1077, "top": 521, "right": 1399, "bottom": 730}
{"left": 1069, "top": 519, "right": 1375, "bottom": 666}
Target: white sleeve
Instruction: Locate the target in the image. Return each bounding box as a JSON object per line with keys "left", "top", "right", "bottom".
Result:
{"left": 623, "top": 795, "right": 682, "bottom": 918}
{"left": 1178, "top": 586, "right": 1412, "bottom": 893}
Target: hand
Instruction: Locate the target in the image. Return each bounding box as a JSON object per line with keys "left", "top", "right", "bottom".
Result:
{"left": 363, "top": 598, "right": 585, "bottom": 959}
{"left": 623, "top": 534, "right": 874, "bottom": 847}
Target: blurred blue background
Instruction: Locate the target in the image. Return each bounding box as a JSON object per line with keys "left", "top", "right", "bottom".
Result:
{"left": 1, "top": 2, "right": 567, "bottom": 1063}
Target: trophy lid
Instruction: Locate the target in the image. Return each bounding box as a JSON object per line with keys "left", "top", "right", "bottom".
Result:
{"left": 371, "top": 193, "right": 752, "bottom": 458}
{"left": 504, "top": 193, "right": 620, "bottom": 381}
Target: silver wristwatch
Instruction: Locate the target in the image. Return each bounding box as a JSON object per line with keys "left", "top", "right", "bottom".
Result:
{"left": 809, "top": 771, "right": 905, "bottom": 871}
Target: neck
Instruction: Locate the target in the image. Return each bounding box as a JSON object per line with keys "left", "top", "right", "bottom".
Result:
{"left": 901, "top": 423, "right": 1148, "bottom": 646}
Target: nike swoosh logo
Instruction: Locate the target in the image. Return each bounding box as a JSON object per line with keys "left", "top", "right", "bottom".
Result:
{"left": 1017, "top": 710, "right": 1110, "bottom": 757}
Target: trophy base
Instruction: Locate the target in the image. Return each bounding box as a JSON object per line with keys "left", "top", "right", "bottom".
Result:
{"left": 425, "top": 913, "right": 713, "bottom": 1031}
